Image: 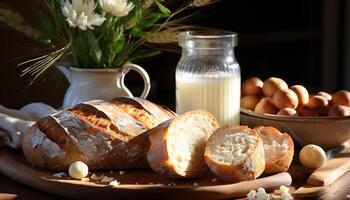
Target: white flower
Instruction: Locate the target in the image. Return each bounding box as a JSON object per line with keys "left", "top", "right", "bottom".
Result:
{"left": 61, "top": 0, "right": 105, "bottom": 30}
{"left": 99, "top": 0, "right": 134, "bottom": 17}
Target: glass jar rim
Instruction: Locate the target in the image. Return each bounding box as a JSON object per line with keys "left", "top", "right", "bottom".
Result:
{"left": 178, "top": 30, "right": 237, "bottom": 49}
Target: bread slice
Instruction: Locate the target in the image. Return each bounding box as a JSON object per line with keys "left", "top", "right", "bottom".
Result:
{"left": 146, "top": 110, "right": 219, "bottom": 178}
{"left": 254, "top": 126, "right": 294, "bottom": 174}
{"left": 204, "top": 126, "right": 265, "bottom": 182}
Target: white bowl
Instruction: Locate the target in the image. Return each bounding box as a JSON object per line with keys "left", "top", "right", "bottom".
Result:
{"left": 240, "top": 108, "right": 350, "bottom": 148}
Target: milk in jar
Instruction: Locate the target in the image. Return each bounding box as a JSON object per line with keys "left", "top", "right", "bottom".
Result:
{"left": 176, "top": 31, "right": 241, "bottom": 125}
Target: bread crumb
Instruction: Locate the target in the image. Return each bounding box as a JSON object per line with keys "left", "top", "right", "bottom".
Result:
{"left": 281, "top": 192, "right": 293, "bottom": 200}
{"left": 149, "top": 182, "right": 154, "bottom": 185}
{"left": 109, "top": 180, "right": 120, "bottom": 186}
{"left": 52, "top": 172, "right": 66, "bottom": 178}
{"left": 193, "top": 182, "right": 199, "bottom": 186}
{"left": 247, "top": 190, "right": 256, "bottom": 200}
{"left": 279, "top": 185, "right": 290, "bottom": 194}
{"left": 256, "top": 187, "right": 269, "bottom": 200}
{"left": 119, "top": 171, "right": 126, "bottom": 175}
{"left": 81, "top": 177, "right": 90, "bottom": 182}
{"left": 90, "top": 174, "right": 103, "bottom": 181}
{"left": 247, "top": 186, "right": 292, "bottom": 200}
{"left": 211, "top": 178, "right": 218, "bottom": 182}
{"left": 270, "top": 194, "right": 280, "bottom": 200}
{"left": 100, "top": 176, "right": 114, "bottom": 183}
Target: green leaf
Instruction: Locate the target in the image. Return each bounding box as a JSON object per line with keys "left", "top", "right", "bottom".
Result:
{"left": 72, "top": 35, "right": 91, "bottom": 67}
{"left": 129, "top": 50, "right": 161, "bottom": 63}
{"left": 135, "top": 1, "right": 142, "bottom": 24}
{"left": 131, "top": 27, "right": 151, "bottom": 37}
{"left": 86, "top": 31, "right": 103, "bottom": 65}
{"left": 140, "top": 13, "right": 164, "bottom": 28}
{"left": 154, "top": 0, "right": 171, "bottom": 16}
{"left": 114, "top": 38, "right": 125, "bottom": 54}
{"left": 37, "top": 11, "right": 56, "bottom": 37}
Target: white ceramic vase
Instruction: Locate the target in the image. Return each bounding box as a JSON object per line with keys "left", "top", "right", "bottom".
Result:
{"left": 57, "top": 63, "right": 151, "bottom": 109}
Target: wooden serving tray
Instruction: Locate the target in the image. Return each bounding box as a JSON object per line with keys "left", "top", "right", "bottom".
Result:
{"left": 0, "top": 149, "right": 292, "bottom": 200}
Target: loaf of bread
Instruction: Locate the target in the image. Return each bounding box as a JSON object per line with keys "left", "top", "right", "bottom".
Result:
{"left": 254, "top": 126, "right": 294, "bottom": 174}
{"left": 147, "top": 110, "right": 219, "bottom": 178}
{"left": 22, "top": 97, "right": 175, "bottom": 170}
{"left": 204, "top": 126, "right": 265, "bottom": 182}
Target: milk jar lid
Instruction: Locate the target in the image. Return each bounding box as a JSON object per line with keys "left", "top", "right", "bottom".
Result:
{"left": 178, "top": 31, "right": 238, "bottom": 49}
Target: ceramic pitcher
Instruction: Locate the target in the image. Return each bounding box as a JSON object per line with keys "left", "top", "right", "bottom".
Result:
{"left": 57, "top": 63, "right": 151, "bottom": 108}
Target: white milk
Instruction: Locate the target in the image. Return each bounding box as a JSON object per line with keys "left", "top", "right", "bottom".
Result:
{"left": 176, "top": 73, "right": 241, "bottom": 125}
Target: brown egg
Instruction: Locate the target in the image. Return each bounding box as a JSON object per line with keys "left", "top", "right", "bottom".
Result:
{"left": 317, "top": 91, "right": 332, "bottom": 101}
{"left": 241, "top": 95, "right": 260, "bottom": 110}
{"left": 314, "top": 106, "right": 331, "bottom": 116}
{"left": 277, "top": 108, "right": 298, "bottom": 116}
{"left": 290, "top": 85, "right": 309, "bottom": 106}
{"left": 254, "top": 97, "right": 278, "bottom": 115}
{"left": 241, "top": 77, "right": 263, "bottom": 96}
{"left": 297, "top": 106, "right": 319, "bottom": 117}
{"left": 272, "top": 89, "right": 299, "bottom": 109}
{"left": 328, "top": 105, "right": 350, "bottom": 116}
{"left": 332, "top": 90, "right": 350, "bottom": 107}
{"left": 306, "top": 95, "right": 329, "bottom": 116}
{"left": 307, "top": 95, "right": 329, "bottom": 109}
{"left": 262, "top": 77, "right": 288, "bottom": 97}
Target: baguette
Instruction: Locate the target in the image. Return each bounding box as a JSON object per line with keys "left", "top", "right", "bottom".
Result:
{"left": 204, "top": 126, "right": 265, "bottom": 182}
{"left": 254, "top": 126, "right": 294, "bottom": 174}
{"left": 147, "top": 110, "right": 219, "bottom": 178}
{"left": 22, "top": 98, "right": 175, "bottom": 170}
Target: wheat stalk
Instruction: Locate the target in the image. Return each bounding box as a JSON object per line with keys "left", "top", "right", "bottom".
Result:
{"left": 126, "top": 0, "right": 155, "bottom": 30}
{"left": 191, "top": 0, "right": 218, "bottom": 7}
{"left": 20, "top": 42, "right": 71, "bottom": 80}
{"left": 143, "top": 0, "right": 154, "bottom": 9}
{"left": 126, "top": 17, "right": 137, "bottom": 30}
{"left": 145, "top": 31, "right": 178, "bottom": 43}
{"left": 0, "top": 8, "right": 45, "bottom": 42}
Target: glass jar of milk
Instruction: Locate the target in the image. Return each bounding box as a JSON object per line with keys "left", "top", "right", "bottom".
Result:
{"left": 176, "top": 31, "right": 240, "bottom": 125}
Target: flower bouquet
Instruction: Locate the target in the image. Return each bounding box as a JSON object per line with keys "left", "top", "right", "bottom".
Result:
{"left": 0, "top": 0, "right": 215, "bottom": 79}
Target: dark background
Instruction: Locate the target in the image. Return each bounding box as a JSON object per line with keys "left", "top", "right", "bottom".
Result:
{"left": 0, "top": 0, "right": 349, "bottom": 110}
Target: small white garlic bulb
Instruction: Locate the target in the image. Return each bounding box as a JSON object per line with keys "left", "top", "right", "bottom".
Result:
{"left": 69, "top": 161, "right": 89, "bottom": 179}
{"left": 299, "top": 144, "right": 327, "bottom": 168}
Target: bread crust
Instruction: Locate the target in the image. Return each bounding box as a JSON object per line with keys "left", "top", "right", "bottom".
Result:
{"left": 22, "top": 98, "right": 175, "bottom": 170}
{"left": 111, "top": 97, "right": 176, "bottom": 129}
{"left": 254, "top": 126, "right": 294, "bottom": 174}
{"left": 147, "top": 110, "right": 219, "bottom": 178}
{"left": 204, "top": 126, "right": 265, "bottom": 182}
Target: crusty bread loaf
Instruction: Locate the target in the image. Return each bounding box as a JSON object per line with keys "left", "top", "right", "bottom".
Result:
{"left": 204, "top": 126, "right": 265, "bottom": 182}
{"left": 147, "top": 110, "right": 219, "bottom": 178}
{"left": 22, "top": 97, "right": 175, "bottom": 170}
{"left": 254, "top": 126, "right": 294, "bottom": 174}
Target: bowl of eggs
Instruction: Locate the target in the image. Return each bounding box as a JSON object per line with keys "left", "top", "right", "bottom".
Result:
{"left": 240, "top": 77, "right": 350, "bottom": 148}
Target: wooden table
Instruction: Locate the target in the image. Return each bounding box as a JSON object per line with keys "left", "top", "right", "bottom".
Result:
{"left": 1, "top": 147, "right": 350, "bottom": 200}
{"left": 0, "top": 173, "right": 69, "bottom": 200}
{"left": 1, "top": 169, "right": 350, "bottom": 200}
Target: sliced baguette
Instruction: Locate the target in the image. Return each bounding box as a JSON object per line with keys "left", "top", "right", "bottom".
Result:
{"left": 204, "top": 126, "right": 265, "bottom": 182}
{"left": 22, "top": 99, "right": 175, "bottom": 170}
{"left": 254, "top": 126, "right": 294, "bottom": 174}
{"left": 147, "top": 110, "right": 219, "bottom": 178}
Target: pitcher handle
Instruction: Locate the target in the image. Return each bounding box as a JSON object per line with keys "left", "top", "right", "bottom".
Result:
{"left": 120, "top": 63, "right": 151, "bottom": 99}
{"left": 57, "top": 65, "right": 71, "bottom": 84}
